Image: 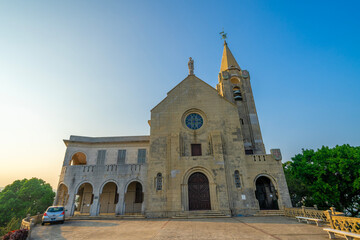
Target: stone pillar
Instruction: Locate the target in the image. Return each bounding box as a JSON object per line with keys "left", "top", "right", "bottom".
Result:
{"left": 115, "top": 192, "right": 125, "bottom": 215}
{"left": 141, "top": 200, "right": 145, "bottom": 214}
{"left": 209, "top": 183, "right": 219, "bottom": 210}
{"left": 66, "top": 192, "right": 76, "bottom": 217}
{"left": 181, "top": 183, "right": 188, "bottom": 211}
{"left": 90, "top": 195, "right": 100, "bottom": 216}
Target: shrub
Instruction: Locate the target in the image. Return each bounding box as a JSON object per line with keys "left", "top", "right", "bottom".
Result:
{"left": 2, "top": 229, "right": 28, "bottom": 240}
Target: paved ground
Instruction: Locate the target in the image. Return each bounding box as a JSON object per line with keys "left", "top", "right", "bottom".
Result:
{"left": 31, "top": 216, "right": 329, "bottom": 240}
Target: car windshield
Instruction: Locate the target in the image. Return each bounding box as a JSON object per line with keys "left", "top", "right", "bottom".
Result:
{"left": 47, "top": 207, "right": 64, "bottom": 212}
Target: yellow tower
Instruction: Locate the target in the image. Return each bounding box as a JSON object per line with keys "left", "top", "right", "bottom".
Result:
{"left": 217, "top": 41, "right": 266, "bottom": 154}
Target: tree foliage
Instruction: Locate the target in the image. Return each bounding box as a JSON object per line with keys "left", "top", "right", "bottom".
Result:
{"left": 284, "top": 144, "right": 360, "bottom": 216}
{"left": 0, "top": 178, "right": 55, "bottom": 236}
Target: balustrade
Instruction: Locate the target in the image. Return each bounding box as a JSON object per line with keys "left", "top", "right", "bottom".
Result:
{"left": 61, "top": 164, "right": 144, "bottom": 177}
{"left": 284, "top": 206, "right": 330, "bottom": 222}
{"left": 324, "top": 209, "right": 360, "bottom": 234}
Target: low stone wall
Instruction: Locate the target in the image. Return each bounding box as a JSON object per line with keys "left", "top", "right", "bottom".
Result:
{"left": 20, "top": 213, "right": 43, "bottom": 240}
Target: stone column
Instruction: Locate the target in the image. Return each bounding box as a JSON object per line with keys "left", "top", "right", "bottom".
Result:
{"left": 116, "top": 192, "right": 125, "bottom": 215}
{"left": 181, "top": 184, "right": 188, "bottom": 211}
{"left": 90, "top": 195, "right": 100, "bottom": 216}
{"left": 65, "top": 192, "right": 76, "bottom": 217}
{"left": 209, "top": 183, "right": 219, "bottom": 210}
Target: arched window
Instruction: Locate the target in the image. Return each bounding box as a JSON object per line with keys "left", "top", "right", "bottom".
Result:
{"left": 70, "top": 152, "right": 87, "bottom": 165}
{"left": 233, "top": 87, "right": 242, "bottom": 101}
{"left": 156, "top": 173, "right": 162, "bottom": 191}
{"left": 234, "top": 170, "right": 241, "bottom": 188}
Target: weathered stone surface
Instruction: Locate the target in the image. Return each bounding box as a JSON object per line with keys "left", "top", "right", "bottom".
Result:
{"left": 54, "top": 42, "right": 292, "bottom": 218}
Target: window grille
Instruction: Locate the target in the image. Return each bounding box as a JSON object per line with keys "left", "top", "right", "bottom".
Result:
{"left": 234, "top": 170, "right": 241, "bottom": 188}
{"left": 156, "top": 173, "right": 162, "bottom": 190}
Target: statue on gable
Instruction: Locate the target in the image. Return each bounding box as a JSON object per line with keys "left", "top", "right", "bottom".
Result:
{"left": 188, "top": 57, "right": 194, "bottom": 75}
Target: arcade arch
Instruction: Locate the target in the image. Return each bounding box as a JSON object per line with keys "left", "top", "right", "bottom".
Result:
{"left": 124, "top": 181, "right": 143, "bottom": 214}
{"left": 74, "top": 182, "right": 93, "bottom": 215}
{"left": 56, "top": 183, "right": 69, "bottom": 206}
{"left": 99, "top": 182, "right": 118, "bottom": 214}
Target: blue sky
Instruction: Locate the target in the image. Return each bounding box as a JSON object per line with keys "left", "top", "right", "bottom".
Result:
{"left": 0, "top": 0, "right": 359, "bottom": 187}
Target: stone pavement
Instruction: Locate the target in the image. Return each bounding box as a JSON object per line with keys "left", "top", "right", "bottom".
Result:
{"left": 31, "top": 216, "right": 329, "bottom": 240}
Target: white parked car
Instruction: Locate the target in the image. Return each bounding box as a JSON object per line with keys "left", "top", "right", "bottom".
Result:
{"left": 41, "top": 206, "right": 65, "bottom": 225}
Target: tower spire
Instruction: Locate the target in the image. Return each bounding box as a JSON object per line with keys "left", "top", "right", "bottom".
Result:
{"left": 220, "top": 42, "right": 241, "bottom": 72}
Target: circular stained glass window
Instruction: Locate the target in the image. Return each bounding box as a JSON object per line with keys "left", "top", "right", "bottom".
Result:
{"left": 185, "top": 113, "right": 203, "bottom": 130}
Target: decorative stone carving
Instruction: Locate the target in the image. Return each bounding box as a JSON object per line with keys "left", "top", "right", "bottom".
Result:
{"left": 270, "top": 149, "right": 282, "bottom": 161}
{"left": 188, "top": 57, "right": 194, "bottom": 75}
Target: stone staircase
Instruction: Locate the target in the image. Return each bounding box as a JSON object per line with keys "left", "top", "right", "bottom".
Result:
{"left": 253, "top": 210, "right": 285, "bottom": 216}
{"left": 70, "top": 213, "right": 145, "bottom": 220}
{"left": 172, "top": 210, "right": 230, "bottom": 219}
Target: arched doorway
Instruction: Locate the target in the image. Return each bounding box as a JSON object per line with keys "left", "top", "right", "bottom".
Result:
{"left": 255, "top": 176, "right": 279, "bottom": 210}
{"left": 56, "top": 184, "right": 69, "bottom": 206}
{"left": 188, "top": 172, "right": 211, "bottom": 210}
{"left": 124, "top": 181, "right": 143, "bottom": 214}
{"left": 99, "top": 182, "right": 118, "bottom": 214}
{"left": 74, "top": 183, "right": 93, "bottom": 215}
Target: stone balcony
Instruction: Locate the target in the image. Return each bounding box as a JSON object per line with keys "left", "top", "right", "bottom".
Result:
{"left": 59, "top": 164, "right": 147, "bottom": 183}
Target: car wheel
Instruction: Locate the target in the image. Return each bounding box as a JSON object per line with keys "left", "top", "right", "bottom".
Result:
{"left": 61, "top": 221, "right": 64, "bottom": 224}
{"left": 41, "top": 223, "right": 44, "bottom": 226}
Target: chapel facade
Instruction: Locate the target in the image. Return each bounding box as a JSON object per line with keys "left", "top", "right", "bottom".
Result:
{"left": 55, "top": 42, "right": 292, "bottom": 217}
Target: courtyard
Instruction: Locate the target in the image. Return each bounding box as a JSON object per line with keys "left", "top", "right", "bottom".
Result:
{"left": 31, "top": 216, "right": 329, "bottom": 240}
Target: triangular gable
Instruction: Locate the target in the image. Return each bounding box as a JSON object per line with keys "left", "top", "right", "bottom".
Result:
{"left": 151, "top": 74, "right": 235, "bottom": 112}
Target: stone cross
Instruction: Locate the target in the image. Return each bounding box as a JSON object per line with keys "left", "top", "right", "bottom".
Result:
{"left": 188, "top": 57, "right": 194, "bottom": 75}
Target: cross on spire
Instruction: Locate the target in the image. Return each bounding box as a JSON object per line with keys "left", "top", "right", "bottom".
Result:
{"left": 219, "top": 30, "right": 227, "bottom": 43}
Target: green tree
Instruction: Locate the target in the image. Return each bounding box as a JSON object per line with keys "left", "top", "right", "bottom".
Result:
{"left": 284, "top": 144, "right": 360, "bottom": 216}
{"left": 0, "top": 217, "right": 20, "bottom": 236}
{"left": 0, "top": 178, "right": 55, "bottom": 235}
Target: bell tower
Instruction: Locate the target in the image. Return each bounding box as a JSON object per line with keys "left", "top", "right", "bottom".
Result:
{"left": 216, "top": 41, "right": 266, "bottom": 154}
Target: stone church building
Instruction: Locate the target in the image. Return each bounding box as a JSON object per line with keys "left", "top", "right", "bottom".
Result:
{"left": 55, "top": 42, "right": 292, "bottom": 218}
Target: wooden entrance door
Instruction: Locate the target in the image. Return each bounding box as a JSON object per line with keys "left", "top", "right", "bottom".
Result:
{"left": 188, "top": 172, "right": 211, "bottom": 211}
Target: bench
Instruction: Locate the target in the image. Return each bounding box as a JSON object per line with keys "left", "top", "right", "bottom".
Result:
{"left": 295, "top": 216, "right": 323, "bottom": 226}
{"left": 323, "top": 228, "right": 360, "bottom": 240}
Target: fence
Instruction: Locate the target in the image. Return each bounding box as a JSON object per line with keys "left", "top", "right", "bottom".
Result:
{"left": 284, "top": 206, "right": 331, "bottom": 222}
{"left": 285, "top": 206, "right": 360, "bottom": 235}
{"left": 328, "top": 210, "right": 360, "bottom": 234}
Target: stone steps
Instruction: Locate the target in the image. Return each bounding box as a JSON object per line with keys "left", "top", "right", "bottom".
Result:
{"left": 172, "top": 210, "right": 230, "bottom": 219}
{"left": 70, "top": 214, "right": 145, "bottom": 220}
{"left": 253, "top": 210, "right": 285, "bottom": 216}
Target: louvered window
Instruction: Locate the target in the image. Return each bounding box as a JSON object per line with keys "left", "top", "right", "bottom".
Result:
{"left": 138, "top": 149, "right": 146, "bottom": 164}
{"left": 233, "top": 87, "right": 242, "bottom": 101}
{"left": 96, "top": 150, "right": 106, "bottom": 165}
{"left": 117, "top": 150, "right": 126, "bottom": 164}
